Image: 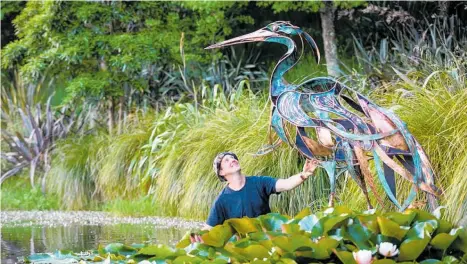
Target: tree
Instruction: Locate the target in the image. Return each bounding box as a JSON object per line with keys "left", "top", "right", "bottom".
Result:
{"left": 258, "top": 1, "right": 365, "bottom": 77}
{"left": 1, "top": 1, "right": 251, "bottom": 134}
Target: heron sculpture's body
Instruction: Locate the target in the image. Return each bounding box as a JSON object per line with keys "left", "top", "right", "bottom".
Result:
{"left": 206, "top": 21, "right": 441, "bottom": 211}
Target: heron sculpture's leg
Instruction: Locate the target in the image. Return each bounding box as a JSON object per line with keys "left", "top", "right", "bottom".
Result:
{"left": 397, "top": 155, "right": 439, "bottom": 211}
{"left": 354, "top": 167, "right": 373, "bottom": 210}
{"left": 321, "top": 161, "right": 337, "bottom": 207}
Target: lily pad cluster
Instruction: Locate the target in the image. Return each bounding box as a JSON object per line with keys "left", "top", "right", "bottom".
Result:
{"left": 25, "top": 207, "right": 466, "bottom": 264}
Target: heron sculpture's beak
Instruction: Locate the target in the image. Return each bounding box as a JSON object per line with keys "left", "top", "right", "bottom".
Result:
{"left": 205, "top": 29, "right": 281, "bottom": 49}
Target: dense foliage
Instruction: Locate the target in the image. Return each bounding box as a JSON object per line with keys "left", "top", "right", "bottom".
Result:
{"left": 24, "top": 206, "right": 466, "bottom": 263}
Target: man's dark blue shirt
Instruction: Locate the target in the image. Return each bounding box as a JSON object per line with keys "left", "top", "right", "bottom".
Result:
{"left": 206, "top": 176, "right": 279, "bottom": 227}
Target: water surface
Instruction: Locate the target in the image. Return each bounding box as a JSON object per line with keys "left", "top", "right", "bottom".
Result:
{"left": 1, "top": 211, "right": 202, "bottom": 264}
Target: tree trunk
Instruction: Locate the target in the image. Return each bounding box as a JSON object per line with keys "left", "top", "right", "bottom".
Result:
{"left": 117, "top": 95, "right": 124, "bottom": 135}
{"left": 108, "top": 98, "right": 114, "bottom": 136}
{"left": 320, "top": 1, "right": 340, "bottom": 77}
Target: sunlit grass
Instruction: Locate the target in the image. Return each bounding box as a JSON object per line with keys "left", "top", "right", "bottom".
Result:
{"left": 1, "top": 176, "right": 60, "bottom": 210}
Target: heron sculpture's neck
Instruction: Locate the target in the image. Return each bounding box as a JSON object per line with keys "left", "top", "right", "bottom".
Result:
{"left": 267, "top": 36, "right": 299, "bottom": 101}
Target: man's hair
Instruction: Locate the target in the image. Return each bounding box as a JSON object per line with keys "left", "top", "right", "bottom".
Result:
{"left": 212, "top": 152, "right": 238, "bottom": 182}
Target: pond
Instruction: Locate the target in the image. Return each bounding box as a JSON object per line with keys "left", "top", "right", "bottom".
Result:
{"left": 1, "top": 211, "right": 204, "bottom": 264}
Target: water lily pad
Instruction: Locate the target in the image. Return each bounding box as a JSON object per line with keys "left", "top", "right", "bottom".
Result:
{"left": 346, "top": 223, "right": 372, "bottom": 249}
{"left": 137, "top": 244, "right": 183, "bottom": 259}
{"left": 312, "top": 237, "right": 340, "bottom": 259}
{"left": 377, "top": 216, "right": 410, "bottom": 241}
{"left": 322, "top": 214, "right": 350, "bottom": 234}
{"left": 398, "top": 222, "right": 433, "bottom": 261}
{"left": 373, "top": 259, "right": 396, "bottom": 264}
{"left": 258, "top": 213, "right": 289, "bottom": 232}
{"left": 272, "top": 234, "right": 313, "bottom": 252}
{"left": 406, "top": 208, "right": 437, "bottom": 222}
{"left": 298, "top": 214, "right": 320, "bottom": 233}
{"left": 357, "top": 214, "right": 379, "bottom": 233}
{"left": 201, "top": 224, "right": 234, "bottom": 248}
{"left": 103, "top": 243, "right": 137, "bottom": 256}
{"left": 418, "top": 259, "right": 442, "bottom": 264}
{"left": 173, "top": 255, "right": 203, "bottom": 264}
{"left": 384, "top": 211, "right": 416, "bottom": 226}
{"left": 332, "top": 249, "right": 357, "bottom": 264}
{"left": 293, "top": 207, "right": 312, "bottom": 221}
{"left": 281, "top": 223, "right": 302, "bottom": 234}
{"left": 333, "top": 206, "right": 353, "bottom": 215}
{"left": 452, "top": 227, "right": 467, "bottom": 253}
{"left": 277, "top": 258, "right": 297, "bottom": 264}
{"left": 225, "top": 242, "right": 270, "bottom": 260}
{"left": 430, "top": 227, "right": 464, "bottom": 250}
{"left": 227, "top": 217, "right": 261, "bottom": 234}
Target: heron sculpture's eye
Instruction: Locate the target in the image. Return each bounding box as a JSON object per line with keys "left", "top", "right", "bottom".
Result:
{"left": 267, "top": 23, "right": 280, "bottom": 32}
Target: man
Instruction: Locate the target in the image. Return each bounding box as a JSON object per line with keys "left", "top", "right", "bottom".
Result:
{"left": 206, "top": 151, "right": 319, "bottom": 228}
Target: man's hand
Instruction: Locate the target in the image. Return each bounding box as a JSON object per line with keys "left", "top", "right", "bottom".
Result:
{"left": 189, "top": 233, "right": 204, "bottom": 244}
{"left": 276, "top": 158, "right": 321, "bottom": 192}
{"left": 301, "top": 159, "right": 320, "bottom": 179}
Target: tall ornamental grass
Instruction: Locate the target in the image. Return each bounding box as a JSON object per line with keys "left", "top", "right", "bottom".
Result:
{"left": 47, "top": 135, "right": 106, "bottom": 210}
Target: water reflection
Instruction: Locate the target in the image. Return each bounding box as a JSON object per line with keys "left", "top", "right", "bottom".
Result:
{"left": 1, "top": 224, "right": 188, "bottom": 264}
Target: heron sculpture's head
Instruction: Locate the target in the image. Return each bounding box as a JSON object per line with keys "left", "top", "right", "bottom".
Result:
{"left": 205, "top": 21, "right": 320, "bottom": 63}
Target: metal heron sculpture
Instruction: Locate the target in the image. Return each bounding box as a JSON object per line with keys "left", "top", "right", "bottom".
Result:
{"left": 206, "top": 21, "right": 441, "bottom": 211}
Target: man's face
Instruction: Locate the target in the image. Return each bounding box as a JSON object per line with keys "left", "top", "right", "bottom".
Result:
{"left": 219, "top": 154, "right": 241, "bottom": 177}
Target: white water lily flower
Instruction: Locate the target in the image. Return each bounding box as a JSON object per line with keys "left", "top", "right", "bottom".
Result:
{"left": 352, "top": 250, "right": 373, "bottom": 264}
{"left": 103, "top": 256, "right": 111, "bottom": 264}
{"left": 378, "top": 242, "right": 399, "bottom": 257}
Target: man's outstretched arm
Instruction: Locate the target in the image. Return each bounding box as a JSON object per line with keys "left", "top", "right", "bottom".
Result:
{"left": 275, "top": 159, "right": 320, "bottom": 192}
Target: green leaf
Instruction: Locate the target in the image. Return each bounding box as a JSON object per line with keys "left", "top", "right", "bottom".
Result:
{"left": 322, "top": 214, "right": 350, "bottom": 234}
{"left": 377, "top": 216, "right": 410, "bottom": 241}
{"left": 333, "top": 206, "right": 353, "bottom": 215}
{"left": 272, "top": 234, "right": 313, "bottom": 252}
{"left": 277, "top": 258, "right": 297, "bottom": 264}
{"left": 430, "top": 227, "right": 464, "bottom": 250}
{"left": 312, "top": 237, "right": 340, "bottom": 259}
{"left": 406, "top": 209, "right": 437, "bottom": 222}
{"left": 227, "top": 217, "right": 261, "bottom": 234}
{"left": 281, "top": 223, "right": 302, "bottom": 234}
{"left": 176, "top": 232, "right": 192, "bottom": 248}
{"left": 452, "top": 228, "right": 467, "bottom": 253}
{"left": 398, "top": 222, "right": 435, "bottom": 261}
{"left": 103, "top": 243, "right": 137, "bottom": 255}
{"left": 225, "top": 242, "right": 270, "bottom": 260}
{"left": 357, "top": 214, "right": 379, "bottom": 233}
{"left": 258, "top": 213, "right": 289, "bottom": 232}
{"left": 298, "top": 214, "right": 320, "bottom": 232}
{"left": 373, "top": 259, "right": 396, "bottom": 264}
{"left": 436, "top": 219, "right": 453, "bottom": 234}
{"left": 346, "top": 223, "right": 372, "bottom": 249}
{"left": 137, "top": 244, "right": 182, "bottom": 259}
{"left": 419, "top": 260, "right": 442, "bottom": 264}
{"left": 293, "top": 207, "right": 312, "bottom": 220}
{"left": 173, "top": 255, "right": 203, "bottom": 264}
{"left": 384, "top": 211, "right": 416, "bottom": 226}
{"left": 201, "top": 224, "right": 234, "bottom": 248}
{"left": 332, "top": 249, "right": 357, "bottom": 264}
